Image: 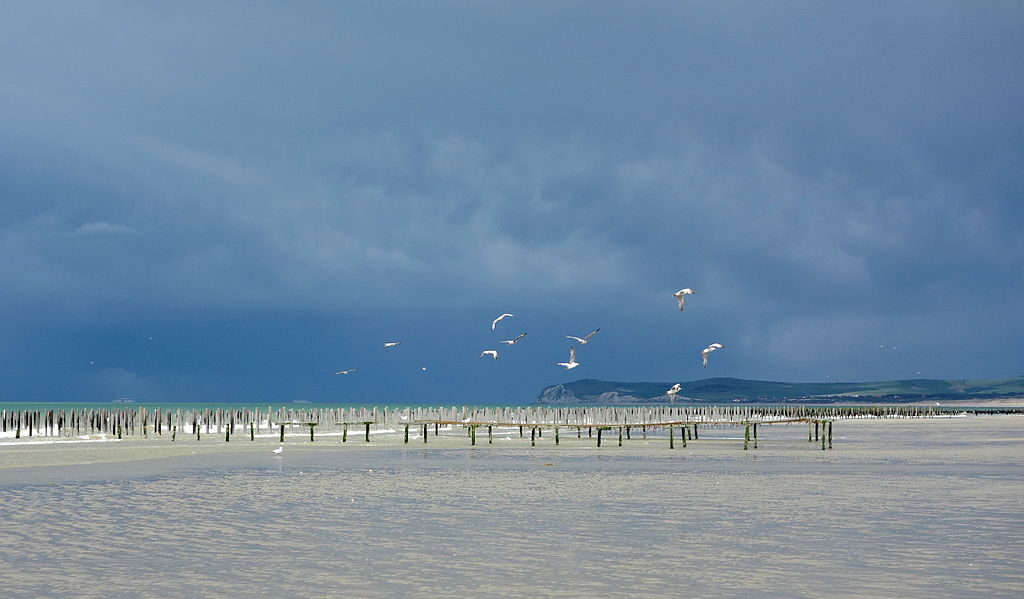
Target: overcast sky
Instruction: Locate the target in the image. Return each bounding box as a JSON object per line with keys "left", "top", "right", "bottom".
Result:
{"left": 2, "top": 2, "right": 1022, "bottom": 404}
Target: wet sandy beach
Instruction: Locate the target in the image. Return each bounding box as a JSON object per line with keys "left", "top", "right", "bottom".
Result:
{"left": 1, "top": 416, "right": 1022, "bottom": 598}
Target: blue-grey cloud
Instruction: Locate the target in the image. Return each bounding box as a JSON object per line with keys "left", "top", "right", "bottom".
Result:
{"left": 1, "top": 2, "right": 1021, "bottom": 402}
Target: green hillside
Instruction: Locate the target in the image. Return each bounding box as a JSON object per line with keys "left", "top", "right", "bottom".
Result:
{"left": 536, "top": 376, "right": 1024, "bottom": 404}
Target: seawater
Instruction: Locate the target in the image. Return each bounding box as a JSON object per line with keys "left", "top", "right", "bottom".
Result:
{"left": 0, "top": 417, "right": 1022, "bottom": 598}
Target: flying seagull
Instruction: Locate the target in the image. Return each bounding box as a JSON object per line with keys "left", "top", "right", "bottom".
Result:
{"left": 674, "top": 288, "right": 695, "bottom": 311}
{"left": 384, "top": 341, "right": 402, "bottom": 348}
{"left": 272, "top": 446, "right": 283, "bottom": 455}
{"left": 480, "top": 350, "right": 499, "bottom": 360}
{"left": 666, "top": 383, "right": 682, "bottom": 399}
{"left": 557, "top": 345, "right": 580, "bottom": 370}
{"left": 491, "top": 313, "right": 514, "bottom": 331}
{"left": 701, "top": 343, "right": 724, "bottom": 368}
{"left": 501, "top": 332, "right": 528, "bottom": 345}
{"left": 566, "top": 328, "right": 600, "bottom": 344}
{"left": 333, "top": 368, "right": 358, "bottom": 375}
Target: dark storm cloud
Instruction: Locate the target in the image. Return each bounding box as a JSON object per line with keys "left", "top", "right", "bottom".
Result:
{"left": 1, "top": 2, "right": 1021, "bottom": 401}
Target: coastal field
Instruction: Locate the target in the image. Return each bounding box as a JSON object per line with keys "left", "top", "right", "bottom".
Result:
{"left": 1, "top": 416, "right": 1022, "bottom": 598}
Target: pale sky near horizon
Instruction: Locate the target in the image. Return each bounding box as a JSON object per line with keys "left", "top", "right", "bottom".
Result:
{"left": 2, "top": 2, "right": 1022, "bottom": 404}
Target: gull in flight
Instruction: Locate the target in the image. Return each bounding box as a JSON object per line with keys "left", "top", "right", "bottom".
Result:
{"left": 501, "top": 332, "right": 528, "bottom": 345}
{"left": 701, "top": 343, "right": 724, "bottom": 368}
{"left": 666, "top": 383, "right": 682, "bottom": 399}
{"left": 674, "top": 288, "right": 695, "bottom": 311}
{"left": 557, "top": 345, "right": 580, "bottom": 370}
{"left": 566, "top": 328, "right": 600, "bottom": 344}
{"left": 480, "top": 350, "right": 499, "bottom": 360}
{"left": 272, "top": 446, "right": 283, "bottom": 455}
{"left": 491, "top": 313, "right": 514, "bottom": 331}
{"left": 333, "top": 368, "right": 358, "bottom": 375}
{"left": 384, "top": 341, "right": 402, "bottom": 348}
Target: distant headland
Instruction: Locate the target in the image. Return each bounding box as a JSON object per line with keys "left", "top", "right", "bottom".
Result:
{"left": 536, "top": 376, "right": 1024, "bottom": 405}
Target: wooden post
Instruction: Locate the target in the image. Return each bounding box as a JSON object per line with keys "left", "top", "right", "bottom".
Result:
{"left": 815, "top": 420, "right": 820, "bottom": 441}
{"left": 821, "top": 421, "right": 826, "bottom": 450}
{"left": 669, "top": 426, "right": 674, "bottom": 449}
{"left": 618, "top": 427, "right": 623, "bottom": 447}
{"left": 520, "top": 426, "right": 524, "bottom": 438}
{"left": 404, "top": 424, "right": 409, "bottom": 444}
{"left": 555, "top": 427, "right": 560, "bottom": 445}
{"left": 435, "top": 422, "right": 439, "bottom": 436}
{"left": 488, "top": 425, "right": 493, "bottom": 444}
{"left": 680, "top": 427, "right": 686, "bottom": 448}
{"left": 225, "top": 425, "right": 230, "bottom": 442}
{"left": 753, "top": 423, "right": 758, "bottom": 449}
{"left": 626, "top": 426, "right": 631, "bottom": 440}
{"left": 423, "top": 423, "right": 428, "bottom": 443}
{"left": 531, "top": 427, "right": 536, "bottom": 446}
{"left": 250, "top": 422, "right": 255, "bottom": 441}
{"left": 828, "top": 420, "right": 833, "bottom": 450}
{"left": 279, "top": 424, "right": 285, "bottom": 443}
{"left": 693, "top": 424, "right": 698, "bottom": 440}
{"left": 308, "top": 423, "right": 315, "bottom": 442}
{"left": 364, "top": 421, "right": 372, "bottom": 443}
{"left": 172, "top": 425, "right": 177, "bottom": 442}
{"left": 470, "top": 425, "right": 476, "bottom": 446}
{"left": 342, "top": 423, "right": 348, "bottom": 443}
{"left": 597, "top": 427, "right": 603, "bottom": 447}
{"left": 744, "top": 423, "right": 750, "bottom": 450}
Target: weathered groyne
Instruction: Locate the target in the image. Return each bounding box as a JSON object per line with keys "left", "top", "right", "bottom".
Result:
{"left": 0, "top": 404, "right": 968, "bottom": 451}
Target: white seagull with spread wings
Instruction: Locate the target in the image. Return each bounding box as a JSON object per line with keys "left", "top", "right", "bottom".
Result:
{"left": 666, "top": 383, "right": 682, "bottom": 399}
{"left": 491, "top": 313, "right": 514, "bottom": 331}
{"left": 333, "top": 368, "right": 358, "bottom": 375}
{"left": 384, "top": 341, "right": 402, "bottom": 348}
{"left": 557, "top": 346, "right": 580, "bottom": 370}
{"left": 501, "top": 332, "right": 528, "bottom": 345}
{"left": 701, "top": 343, "right": 724, "bottom": 368}
{"left": 566, "top": 328, "right": 600, "bottom": 344}
{"left": 674, "top": 288, "right": 695, "bottom": 311}
{"left": 480, "top": 350, "right": 499, "bottom": 360}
